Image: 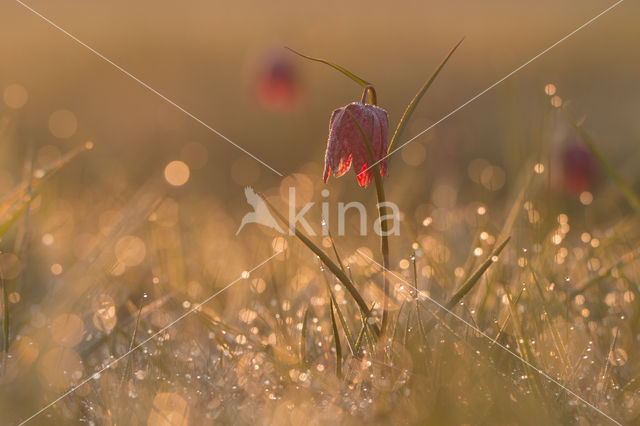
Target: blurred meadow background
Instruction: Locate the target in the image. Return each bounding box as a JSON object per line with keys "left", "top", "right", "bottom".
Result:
{"left": 2, "top": 0, "right": 640, "bottom": 424}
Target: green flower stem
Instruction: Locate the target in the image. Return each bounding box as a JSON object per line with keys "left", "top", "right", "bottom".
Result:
{"left": 345, "top": 105, "right": 392, "bottom": 338}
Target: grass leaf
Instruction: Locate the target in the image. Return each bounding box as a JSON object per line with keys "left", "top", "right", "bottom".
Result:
{"left": 424, "top": 237, "right": 510, "bottom": 331}
{"left": 530, "top": 270, "right": 571, "bottom": 371}
{"left": 258, "top": 193, "right": 379, "bottom": 338}
{"left": 445, "top": 237, "right": 510, "bottom": 310}
{"left": 285, "top": 47, "right": 371, "bottom": 89}
{"left": 329, "top": 298, "right": 342, "bottom": 378}
{"left": 300, "top": 307, "right": 310, "bottom": 363}
{"left": 0, "top": 143, "right": 91, "bottom": 237}
{"left": 326, "top": 284, "right": 357, "bottom": 356}
{"left": 388, "top": 38, "right": 464, "bottom": 153}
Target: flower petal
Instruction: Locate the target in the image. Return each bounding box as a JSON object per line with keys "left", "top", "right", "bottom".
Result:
{"left": 323, "top": 101, "right": 389, "bottom": 188}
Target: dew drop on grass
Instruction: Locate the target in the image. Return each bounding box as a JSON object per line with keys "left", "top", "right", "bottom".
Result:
{"left": 609, "top": 348, "right": 628, "bottom": 366}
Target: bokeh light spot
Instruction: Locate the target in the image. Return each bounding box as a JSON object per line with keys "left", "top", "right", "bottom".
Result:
{"left": 401, "top": 143, "right": 426, "bottom": 166}
{"left": 544, "top": 84, "right": 556, "bottom": 96}
{"left": 3, "top": 84, "right": 28, "bottom": 109}
{"left": 115, "top": 235, "right": 147, "bottom": 267}
{"left": 51, "top": 313, "right": 85, "bottom": 347}
{"left": 48, "top": 109, "right": 78, "bottom": 139}
{"left": 550, "top": 95, "right": 563, "bottom": 108}
{"left": 50, "top": 263, "right": 63, "bottom": 275}
{"left": 148, "top": 392, "right": 189, "bottom": 425}
{"left": 38, "top": 347, "right": 83, "bottom": 390}
{"left": 164, "top": 160, "right": 190, "bottom": 186}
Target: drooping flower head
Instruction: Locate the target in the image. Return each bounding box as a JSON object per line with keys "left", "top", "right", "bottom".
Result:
{"left": 323, "top": 86, "right": 389, "bottom": 188}
{"left": 562, "top": 140, "right": 597, "bottom": 195}
{"left": 254, "top": 51, "right": 302, "bottom": 111}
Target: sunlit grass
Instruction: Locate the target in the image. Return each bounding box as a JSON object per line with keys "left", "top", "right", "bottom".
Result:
{"left": 1, "top": 72, "right": 639, "bottom": 426}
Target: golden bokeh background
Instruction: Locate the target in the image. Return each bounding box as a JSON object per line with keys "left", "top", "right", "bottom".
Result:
{"left": 2, "top": 1, "right": 640, "bottom": 424}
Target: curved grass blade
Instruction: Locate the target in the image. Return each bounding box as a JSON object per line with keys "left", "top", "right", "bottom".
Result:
{"left": 570, "top": 246, "right": 640, "bottom": 298}
{"left": 354, "top": 325, "right": 365, "bottom": 356}
{"left": 403, "top": 308, "right": 413, "bottom": 347}
{"left": 326, "top": 229, "right": 347, "bottom": 274}
{"left": 391, "top": 302, "right": 406, "bottom": 348}
{"left": 258, "top": 193, "right": 379, "bottom": 338}
{"left": 359, "top": 303, "right": 377, "bottom": 356}
{"left": 530, "top": 269, "right": 571, "bottom": 371}
{"left": 446, "top": 237, "right": 510, "bottom": 310}
{"left": 329, "top": 298, "right": 342, "bottom": 378}
{"left": 388, "top": 38, "right": 464, "bottom": 153}
{"left": 500, "top": 283, "right": 545, "bottom": 398}
{"left": 0, "top": 143, "right": 91, "bottom": 237}
{"left": 326, "top": 283, "right": 357, "bottom": 356}
{"left": 285, "top": 47, "right": 371, "bottom": 89}
{"left": 300, "top": 307, "right": 310, "bottom": 364}
{"left": 424, "top": 237, "right": 510, "bottom": 331}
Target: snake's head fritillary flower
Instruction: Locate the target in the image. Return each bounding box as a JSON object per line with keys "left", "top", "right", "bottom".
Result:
{"left": 255, "top": 52, "right": 302, "bottom": 111}
{"left": 323, "top": 88, "right": 389, "bottom": 188}
{"left": 562, "top": 141, "right": 597, "bottom": 195}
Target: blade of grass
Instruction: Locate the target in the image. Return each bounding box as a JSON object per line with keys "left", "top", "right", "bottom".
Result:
{"left": 570, "top": 246, "right": 640, "bottom": 298}
{"left": 423, "top": 237, "right": 510, "bottom": 331}
{"left": 360, "top": 302, "right": 377, "bottom": 356}
{"left": 0, "top": 143, "right": 91, "bottom": 237}
{"left": 327, "top": 230, "right": 347, "bottom": 274}
{"left": 326, "top": 282, "right": 357, "bottom": 356}
{"left": 258, "top": 193, "right": 379, "bottom": 338}
{"left": 326, "top": 231, "right": 376, "bottom": 355}
{"left": 491, "top": 288, "right": 523, "bottom": 345}
{"left": 285, "top": 47, "right": 371, "bottom": 89}
{"left": 596, "top": 329, "right": 618, "bottom": 405}
{"left": 300, "top": 307, "right": 310, "bottom": 364}
{"left": 478, "top": 167, "right": 534, "bottom": 324}
{"left": 329, "top": 298, "right": 342, "bottom": 378}
{"left": 1, "top": 278, "right": 8, "bottom": 355}
{"left": 354, "top": 324, "right": 365, "bottom": 356}
{"left": 391, "top": 302, "right": 406, "bottom": 348}
{"left": 447, "top": 237, "right": 510, "bottom": 309}
{"left": 530, "top": 269, "right": 571, "bottom": 371}
{"left": 571, "top": 121, "right": 640, "bottom": 213}
{"left": 403, "top": 308, "right": 413, "bottom": 347}
{"left": 388, "top": 38, "right": 464, "bottom": 153}
{"left": 500, "top": 283, "right": 545, "bottom": 399}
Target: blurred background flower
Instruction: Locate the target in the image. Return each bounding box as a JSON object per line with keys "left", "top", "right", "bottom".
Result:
{"left": 252, "top": 49, "right": 303, "bottom": 111}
